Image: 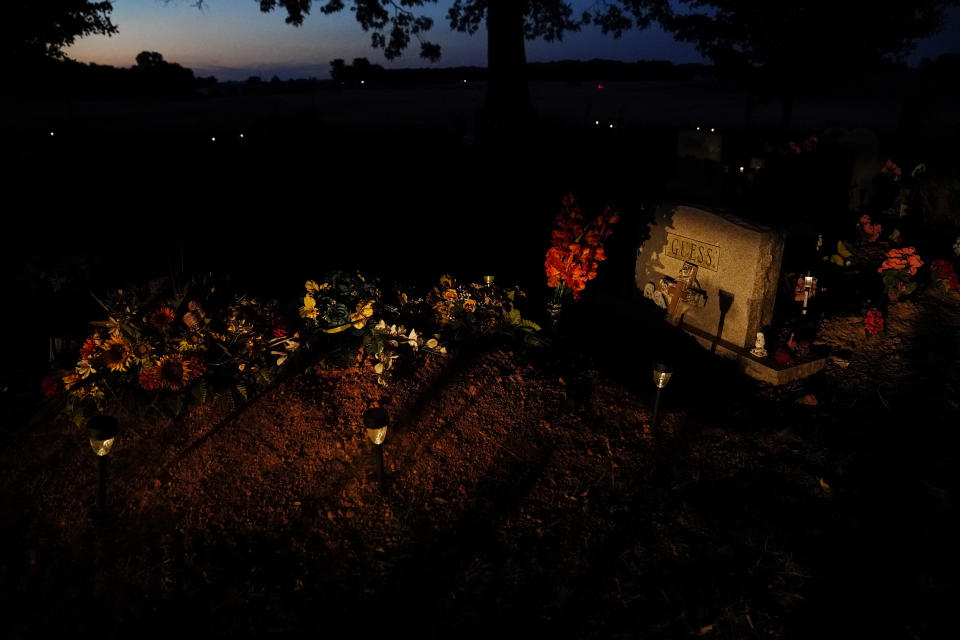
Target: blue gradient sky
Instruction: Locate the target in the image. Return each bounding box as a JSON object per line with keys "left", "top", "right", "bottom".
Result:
{"left": 66, "top": 1, "right": 960, "bottom": 82}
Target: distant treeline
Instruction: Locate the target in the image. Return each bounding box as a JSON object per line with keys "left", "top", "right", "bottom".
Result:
{"left": 325, "top": 57, "right": 714, "bottom": 85}
{"left": 5, "top": 52, "right": 195, "bottom": 98}
{"left": 6, "top": 53, "right": 960, "bottom": 100}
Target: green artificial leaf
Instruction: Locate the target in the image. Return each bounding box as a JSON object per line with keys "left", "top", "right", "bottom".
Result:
{"left": 166, "top": 394, "right": 183, "bottom": 418}
{"left": 191, "top": 380, "right": 208, "bottom": 404}
{"left": 506, "top": 290, "right": 516, "bottom": 301}
{"left": 236, "top": 384, "right": 248, "bottom": 401}
{"left": 505, "top": 308, "right": 522, "bottom": 326}
{"left": 519, "top": 319, "right": 541, "bottom": 332}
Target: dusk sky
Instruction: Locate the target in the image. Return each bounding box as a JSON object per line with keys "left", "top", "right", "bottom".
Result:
{"left": 66, "top": 1, "right": 960, "bottom": 82}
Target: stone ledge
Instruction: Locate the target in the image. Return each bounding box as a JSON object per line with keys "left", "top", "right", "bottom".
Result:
{"left": 680, "top": 321, "right": 827, "bottom": 385}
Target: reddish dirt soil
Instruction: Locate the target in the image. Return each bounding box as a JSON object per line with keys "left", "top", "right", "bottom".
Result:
{"left": 2, "top": 282, "right": 958, "bottom": 639}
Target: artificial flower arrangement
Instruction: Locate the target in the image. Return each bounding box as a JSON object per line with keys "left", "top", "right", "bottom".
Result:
{"left": 545, "top": 193, "right": 619, "bottom": 307}
{"left": 879, "top": 159, "right": 902, "bottom": 182}
{"left": 43, "top": 275, "right": 297, "bottom": 424}
{"left": 422, "top": 274, "right": 542, "bottom": 345}
{"left": 786, "top": 134, "right": 819, "bottom": 154}
{"left": 929, "top": 259, "right": 960, "bottom": 294}
{"left": 878, "top": 246, "right": 924, "bottom": 300}
{"left": 864, "top": 308, "right": 885, "bottom": 336}
{"left": 297, "top": 271, "right": 443, "bottom": 387}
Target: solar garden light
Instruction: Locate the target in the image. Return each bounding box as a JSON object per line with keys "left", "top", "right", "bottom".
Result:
{"left": 364, "top": 407, "right": 389, "bottom": 494}
{"left": 650, "top": 363, "right": 673, "bottom": 434}
{"left": 87, "top": 414, "right": 118, "bottom": 518}
{"left": 801, "top": 272, "right": 817, "bottom": 315}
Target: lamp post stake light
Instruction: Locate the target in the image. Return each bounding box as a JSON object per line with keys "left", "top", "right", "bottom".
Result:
{"left": 87, "top": 414, "right": 118, "bottom": 519}
{"left": 651, "top": 363, "right": 673, "bottom": 436}
{"left": 364, "top": 407, "right": 389, "bottom": 494}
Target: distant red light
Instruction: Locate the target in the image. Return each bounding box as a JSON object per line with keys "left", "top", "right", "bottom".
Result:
{"left": 597, "top": 83, "right": 604, "bottom": 89}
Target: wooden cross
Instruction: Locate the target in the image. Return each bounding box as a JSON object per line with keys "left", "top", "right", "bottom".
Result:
{"left": 666, "top": 262, "right": 700, "bottom": 320}
{"left": 666, "top": 277, "right": 690, "bottom": 319}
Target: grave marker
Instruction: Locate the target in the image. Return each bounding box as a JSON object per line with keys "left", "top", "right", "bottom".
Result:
{"left": 636, "top": 204, "right": 784, "bottom": 354}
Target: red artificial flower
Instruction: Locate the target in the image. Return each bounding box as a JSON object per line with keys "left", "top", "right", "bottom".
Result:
{"left": 272, "top": 318, "right": 289, "bottom": 339}
{"left": 41, "top": 376, "right": 62, "bottom": 398}
{"left": 185, "top": 356, "right": 207, "bottom": 380}
{"left": 931, "top": 259, "right": 960, "bottom": 290}
{"left": 880, "top": 159, "right": 902, "bottom": 180}
{"left": 864, "top": 308, "right": 884, "bottom": 335}
{"left": 138, "top": 367, "right": 162, "bottom": 391}
{"left": 80, "top": 334, "right": 101, "bottom": 359}
{"left": 858, "top": 214, "right": 882, "bottom": 243}
{"left": 150, "top": 307, "right": 175, "bottom": 328}
{"left": 879, "top": 247, "right": 923, "bottom": 276}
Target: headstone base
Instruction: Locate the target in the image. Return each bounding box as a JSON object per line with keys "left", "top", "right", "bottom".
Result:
{"left": 681, "top": 322, "right": 826, "bottom": 385}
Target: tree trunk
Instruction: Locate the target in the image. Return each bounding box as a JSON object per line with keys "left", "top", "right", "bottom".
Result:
{"left": 481, "top": 0, "right": 534, "bottom": 140}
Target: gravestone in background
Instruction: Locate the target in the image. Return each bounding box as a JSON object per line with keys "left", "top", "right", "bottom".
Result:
{"left": 677, "top": 128, "right": 723, "bottom": 162}
{"left": 636, "top": 204, "right": 785, "bottom": 355}
{"left": 838, "top": 127, "right": 882, "bottom": 211}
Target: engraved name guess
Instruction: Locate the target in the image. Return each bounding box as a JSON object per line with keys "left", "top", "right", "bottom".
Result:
{"left": 664, "top": 233, "right": 720, "bottom": 271}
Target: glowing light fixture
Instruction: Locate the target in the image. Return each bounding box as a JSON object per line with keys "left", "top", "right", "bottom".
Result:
{"left": 483, "top": 274, "right": 495, "bottom": 286}
{"left": 595, "top": 120, "right": 599, "bottom": 125}
{"left": 739, "top": 166, "right": 745, "bottom": 173}
{"left": 88, "top": 414, "right": 118, "bottom": 518}
{"left": 239, "top": 133, "right": 245, "bottom": 139}
{"left": 801, "top": 272, "right": 817, "bottom": 315}
{"left": 49, "top": 131, "right": 55, "bottom": 137}
{"left": 364, "top": 407, "right": 389, "bottom": 493}
{"left": 696, "top": 126, "right": 700, "bottom": 131}
{"left": 650, "top": 363, "right": 673, "bottom": 435}
{"left": 211, "top": 137, "right": 216, "bottom": 142}
{"left": 710, "top": 127, "right": 715, "bottom": 133}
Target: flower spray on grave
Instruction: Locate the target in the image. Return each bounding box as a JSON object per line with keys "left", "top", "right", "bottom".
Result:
{"left": 423, "top": 274, "right": 543, "bottom": 347}
{"left": 878, "top": 246, "right": 924, "bottom": 302}
{"left": 297, "top": 272, "right": 442, "bottom": 387}
{"left": 43, "top": 275, "right": 297, "bottom": 425}
{"left": 544, "top": 193, "right": 620, "bottom": 325}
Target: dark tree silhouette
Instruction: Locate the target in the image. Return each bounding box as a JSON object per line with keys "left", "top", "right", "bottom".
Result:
{"left": 664, "top": 0, "right": 958, "bottom": 130}
{"left": 2, "top": 1, "right": 117, "bottom": 62}
{"left": 136, "top": 51, "right": 167, "bottom": 68}
{"left": 195, "top": 1, "right": 669, "bottom": 134}
{"left": 133, "top": 51, "right": 196, "bottom": 96}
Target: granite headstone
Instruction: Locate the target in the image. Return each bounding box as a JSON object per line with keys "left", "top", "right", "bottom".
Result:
{"left": 636, "top": 204, "right": 785, "bottom": 355}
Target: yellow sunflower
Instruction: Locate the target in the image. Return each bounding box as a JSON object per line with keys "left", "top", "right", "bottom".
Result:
{"left": 157, "top": 354, "right": 190, "bottom": 390}
{"left": 131, "top": 341, "right": 153, "bottom": 363}
{"left": 101, "top": 335, "right": 133, "bottom": 372}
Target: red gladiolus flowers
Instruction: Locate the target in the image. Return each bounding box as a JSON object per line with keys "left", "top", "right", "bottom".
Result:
{"left": 545, "top": 194, "right": 619, "bottom": 300}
